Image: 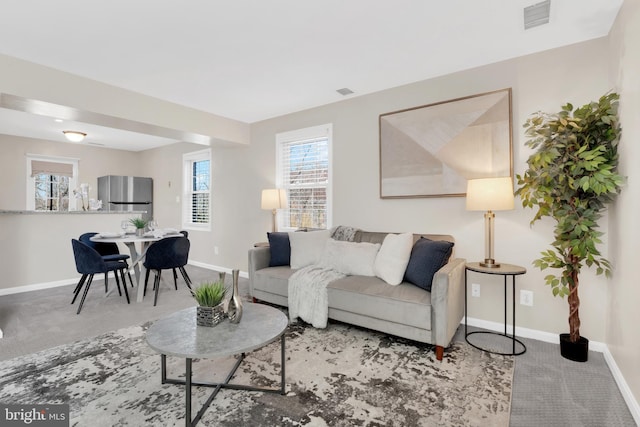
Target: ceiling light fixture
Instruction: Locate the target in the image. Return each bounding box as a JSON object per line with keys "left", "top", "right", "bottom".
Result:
{"left": 63, "top": 130, "right": 87, "bottom": 142}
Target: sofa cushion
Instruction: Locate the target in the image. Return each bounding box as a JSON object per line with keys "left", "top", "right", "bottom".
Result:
{"left": 404, "top": 237, "right": 454, "bottom": 291}
{"left": 373, "top": 232, "right": 413, "bottom": 286}
{"left": 253, "top": 266, "right": 297, "bottom": 297}
{"left": 320, "top": 239, "right": 380, "bottom": 276}
{"left": 288, "top": 229, "right": 331, "bottom": 269}
{"left": 267, "top": 232, "right": 291, "bottom": 267}
{"left": 327, "top": 275, "right": 431, "bottom": 330}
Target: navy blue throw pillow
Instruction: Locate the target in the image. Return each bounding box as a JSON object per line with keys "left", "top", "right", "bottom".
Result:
{"left": 404, "top": 238, "right": 454, "bottom": 292}
{"left": 267, "top": 232, "right": 291, "bottom": 267}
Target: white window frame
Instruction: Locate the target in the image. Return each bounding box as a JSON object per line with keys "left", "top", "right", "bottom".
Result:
{"left": 26, "top": 154, "right": 79, "bottom": 211}
{"left": 182, "top": 148, "right": 211, "bottom": 231}
{"left": 276, "top": 123, "right": 333, "bottom": 231}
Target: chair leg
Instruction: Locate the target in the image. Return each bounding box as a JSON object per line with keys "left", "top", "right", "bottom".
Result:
{"left": 120, "top": 269, "right": 130, "bottom": 304}
{"left": 72, "top": 274, "right": 88, "bottom": 298}
{"left": 153, "top": 270, "right": 162, "bottom": 306}
{"left": 179, "top": 267, "right": 193, "bottom": 290}
{"left": 125, "top": 261, "right": 134, "bottom": 287}
{"left": 114, "top": 270, "right": 122, "bottom": 296}
{"left": 77, "top": 274, "right": 94, "bottom": 314}
{"left": 173, "top": 268, "right": 178, "bottom": 290}
{"left": 144, "top": 269, "right": 150, "bottom": 296}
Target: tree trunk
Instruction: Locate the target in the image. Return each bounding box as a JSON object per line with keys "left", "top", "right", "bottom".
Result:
{"left": 567, "top": 269, "right": 581, "bottom": 343}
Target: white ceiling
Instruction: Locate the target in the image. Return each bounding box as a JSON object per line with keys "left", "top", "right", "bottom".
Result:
{"left": 0, "top": 0, "right": 623, "bottom": 150}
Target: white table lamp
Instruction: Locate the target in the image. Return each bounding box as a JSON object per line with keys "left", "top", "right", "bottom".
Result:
{"left": 261, "top": 189, "right": 287, "bottom": 232}
{"left": 466, "top": 177, "right": 514, "bottom": 268}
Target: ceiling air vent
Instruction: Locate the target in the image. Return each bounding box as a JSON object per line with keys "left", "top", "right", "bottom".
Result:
{"left": 524, "top": 0, "right": 550, "bottom": 30}
{"left": 336, "top": 88, "right": 354, "bottom": 96}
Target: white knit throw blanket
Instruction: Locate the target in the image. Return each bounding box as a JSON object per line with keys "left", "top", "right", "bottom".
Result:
{"left": 288, "top": 266, "right": 346, "bottom": 328}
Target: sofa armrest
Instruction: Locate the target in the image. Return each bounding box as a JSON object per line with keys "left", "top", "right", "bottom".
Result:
{"left": 430, "top": 257, "right": 466, "bottom": 348}
{"left": 248, "top": 246, "right": 271, "bottom": 295}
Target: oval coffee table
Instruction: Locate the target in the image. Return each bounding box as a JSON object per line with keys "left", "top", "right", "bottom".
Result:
{"left": 146, "top": 303, "right": 288, "bottom": 427}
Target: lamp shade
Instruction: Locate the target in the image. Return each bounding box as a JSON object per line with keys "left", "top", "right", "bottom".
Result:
{"left": 261, "top": 189, "right": 286, "bottom": 210}
{"left": 466, "top": 177, "right": 514, "bottom": 211}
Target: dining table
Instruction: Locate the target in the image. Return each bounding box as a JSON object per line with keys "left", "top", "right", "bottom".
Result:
{"left": 90, "top": 231, "right": 183, "bottom": 302}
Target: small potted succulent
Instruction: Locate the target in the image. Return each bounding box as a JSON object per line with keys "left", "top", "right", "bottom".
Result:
{"left": 193, "top": 280, "right": 227, "bottom": 327}
{"left": 129, "top": 217, "right": 149, "bottom": 236}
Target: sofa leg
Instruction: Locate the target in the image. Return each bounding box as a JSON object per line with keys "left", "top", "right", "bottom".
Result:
{"left": 435, "top": 346, "right": 444, "bottom": 361}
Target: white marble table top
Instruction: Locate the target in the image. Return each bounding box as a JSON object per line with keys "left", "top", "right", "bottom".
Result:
{"left": 146, "top": 303, "right": 288, "bottom": 359}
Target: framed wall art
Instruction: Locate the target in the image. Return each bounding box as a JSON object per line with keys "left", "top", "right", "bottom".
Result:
{"left": 379, "top": 88, "right": 513, "bottom": 198}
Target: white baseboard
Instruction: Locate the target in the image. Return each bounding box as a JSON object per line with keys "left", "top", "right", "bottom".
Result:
{"left": 464, "top": 316, "right": 609, "bottom": 351}
{"left": 465, "top": 316, "right": 639, "bottom": 423}
{"left": 0, "top": 278, "right": 78, "bottom": 296}
{"left": 0, "top": 262, "right": 247, "bottom": 297}
{"left": 602, "top": 346, "right": 640, "bottom": 425}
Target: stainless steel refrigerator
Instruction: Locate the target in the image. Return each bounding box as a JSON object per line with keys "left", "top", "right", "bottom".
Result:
{"left": 97, "top": 175, "right": 153, "bottom": 220}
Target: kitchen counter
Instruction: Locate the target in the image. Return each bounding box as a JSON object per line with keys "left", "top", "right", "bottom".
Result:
{"left": 0, "top": 211, "right": 148, "bottom": 293}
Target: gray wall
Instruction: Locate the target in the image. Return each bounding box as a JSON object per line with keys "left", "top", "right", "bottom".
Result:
{"left": 242, "top": 38, "right": 612, "bottom": 343}
{"left": 607, "top": 0, "right": 640, "bottom": 410}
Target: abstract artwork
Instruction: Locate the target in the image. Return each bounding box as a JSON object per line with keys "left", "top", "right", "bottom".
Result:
{"left": 379, "top": 88, "right": 513, "bottom": 198}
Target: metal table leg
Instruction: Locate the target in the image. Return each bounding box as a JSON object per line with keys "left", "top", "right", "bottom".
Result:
{"left": 161, "top": 333, "right": 287, "bottom": 427}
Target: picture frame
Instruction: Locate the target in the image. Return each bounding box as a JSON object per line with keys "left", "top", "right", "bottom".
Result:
{"left": 379, "top": 88, "right": 513, "bottom": 198}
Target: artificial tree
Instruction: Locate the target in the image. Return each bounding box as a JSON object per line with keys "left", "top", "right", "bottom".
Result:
{"left": 515, "top": 92, "right": 623, "bottom": 354}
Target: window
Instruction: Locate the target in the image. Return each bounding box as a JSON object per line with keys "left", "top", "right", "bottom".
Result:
{"left": 26, "top": 155, "right": 78, "bottom": 211}
{"left": 183, "top": 149, "right": 211, "bottom": 230}
{"left": 276, "top": 124, "right": 332, "bottom": 230}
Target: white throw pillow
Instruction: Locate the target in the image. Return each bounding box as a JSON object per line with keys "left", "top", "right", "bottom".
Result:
{"left": 373, "top": 232, "right": 414, "bottom": 285}
{"left": 288, "top": 230, "right": 331, "bottom": 269}
{"left": 320, "top": 239, "right": 381, "bottom": 276}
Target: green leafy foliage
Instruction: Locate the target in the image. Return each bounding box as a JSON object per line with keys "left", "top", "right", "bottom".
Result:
{"left": 129, "top": 217, "right": 148, "bottom": 229}
{"left": 192, "top": 280, "right": 226, "bottom": 307}
{"left": 515, "top": 92, "right": 622, "bottom": 340}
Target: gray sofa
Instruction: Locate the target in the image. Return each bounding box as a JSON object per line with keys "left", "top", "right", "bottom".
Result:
{"left": 248, "top": 231, "right": 466, "bottom": 360}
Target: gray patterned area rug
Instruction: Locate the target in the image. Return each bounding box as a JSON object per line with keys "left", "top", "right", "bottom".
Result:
{"left": 0, "top": 318, "right": 513, "bottom": 426}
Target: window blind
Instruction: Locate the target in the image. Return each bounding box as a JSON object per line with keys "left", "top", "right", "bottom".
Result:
{"left": 279, "top": 136, "right": 329, "bottom": 229}
{"left": 31, "top": 160, "right": 73, "bottom": 177}
{"left": 190, "top": 159, "right": 210, "bottom": 223}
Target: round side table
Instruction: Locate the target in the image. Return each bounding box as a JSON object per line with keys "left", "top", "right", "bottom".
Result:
{"left": 465, "top": 262, "right": 527, "bottom": 356}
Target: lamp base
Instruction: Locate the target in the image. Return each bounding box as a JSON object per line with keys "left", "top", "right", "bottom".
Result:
{"left": 480, "top": 259, "right": 501, "bottom": 268}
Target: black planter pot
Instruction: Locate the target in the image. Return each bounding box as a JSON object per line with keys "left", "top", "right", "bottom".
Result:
{"left": 559, "top": 333, "right": 589, "bottom": 362}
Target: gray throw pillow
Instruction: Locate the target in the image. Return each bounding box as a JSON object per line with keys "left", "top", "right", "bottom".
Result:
{"left": 404, "top": 238, "right": 454, "bottom": 291}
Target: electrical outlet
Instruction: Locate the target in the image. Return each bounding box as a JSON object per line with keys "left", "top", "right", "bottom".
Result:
{"left": 471, "top": 283, "right": 481, "bottom": 298}
{"left": 520, "top": 290, "right": 533, "bottom": 306}
{"left": 214, "top": 246, "right": 219, "bottom": 255}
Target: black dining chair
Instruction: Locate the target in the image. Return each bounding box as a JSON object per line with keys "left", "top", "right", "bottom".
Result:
{"left": 172, "top": 230, "right": 190, "bottom": 287}
{"left": 79, "top": 232, "right": 134, "bottom": 290}
{"left": 71, "top": 239, "right": 130, "bottom": 314}
{"left": 143, "top": 236, "right": 193, "bottom": 306}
